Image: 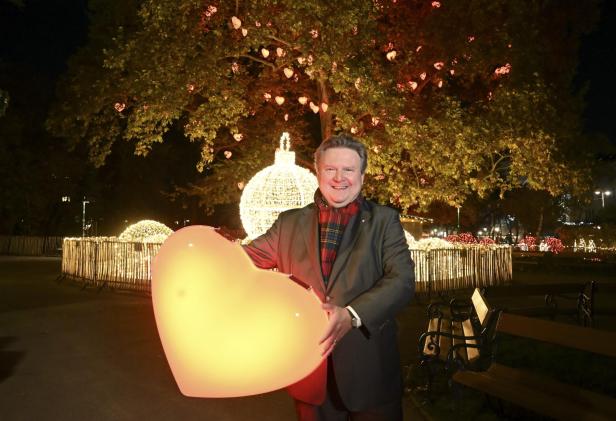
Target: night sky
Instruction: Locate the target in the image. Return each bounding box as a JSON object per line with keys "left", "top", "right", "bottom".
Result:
{"left": 575, "top": 0, "right": 616, "bottom": 144}
{"left": 0, "top": 0, "right": 88, "bottom": 80}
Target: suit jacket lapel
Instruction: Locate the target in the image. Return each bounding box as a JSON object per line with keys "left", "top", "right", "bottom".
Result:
{"left": 326, "top": 206, "right": 372, "bottom": 294}
{"left": 300, "top": 205, "right": 326, "bottom": 296}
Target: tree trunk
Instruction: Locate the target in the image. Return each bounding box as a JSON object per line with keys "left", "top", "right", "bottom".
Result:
{"left": 535, "top": 206, "right": 544, "bottom": 238}
{"left": 317, "top": 75, "right": 332, "bottom": 142}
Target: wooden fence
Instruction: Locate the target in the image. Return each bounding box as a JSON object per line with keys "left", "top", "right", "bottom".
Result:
{"left": 62, "top": 238, "right": 161, "bottom": 292}
{"left": 410, "top": 246, "right": 512, "bottom": 295}
{"left": 0, "top": 236, "right": 63, "bottom": 256}
{"left": 62, "top": 238, "right": 512, "bottom": 295}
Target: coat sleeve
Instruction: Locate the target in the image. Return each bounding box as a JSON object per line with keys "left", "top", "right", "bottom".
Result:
{"left": 241, "top": 214, "right": 281, "bottom": 270}
{"left": 348, "top": 210, "right": 415, "bottom": 332}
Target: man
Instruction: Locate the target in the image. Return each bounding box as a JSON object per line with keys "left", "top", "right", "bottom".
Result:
{"left": 243, "top": 134, "right": 414, "bottom": 420}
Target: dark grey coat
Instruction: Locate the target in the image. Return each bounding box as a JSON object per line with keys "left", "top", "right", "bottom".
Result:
{"left": 243, "top": 198, "right": 415, "bottom": 411}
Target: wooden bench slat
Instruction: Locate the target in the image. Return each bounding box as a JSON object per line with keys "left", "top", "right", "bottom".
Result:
{"left": 484, "top": 283, "right": 585, "bottom": 297}
{"left": 441, "top": 288, "right": 616, "bottom": 421}
{"left": 454, "top": 363, "right": 616, "bottom": 421}
{"left": 471, "top": 288, "right": 489, "bottom": 325}
{"left": 461, "top": 319, "right": 478, "bottom": 361}
{"left": 423, "top": 317, "right": 454, "bottom": 360}
{"left": 497, "top": 313, "right": 616, "bottom": 358}
{"left": 451, "top": 320, "right": 468, "bottom": 362}
{"left": 482, "top": 282, "right": 593, "bottom": 325}
{"left": 423, "top": 317, "right": 441, "bottom": 356}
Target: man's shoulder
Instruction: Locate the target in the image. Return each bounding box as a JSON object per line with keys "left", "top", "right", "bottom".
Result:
{"left": 362, "top": 199, "right": 400, "bottom": 218}
{"left": 278, "top": 203, "right": 316, "bottom": 220}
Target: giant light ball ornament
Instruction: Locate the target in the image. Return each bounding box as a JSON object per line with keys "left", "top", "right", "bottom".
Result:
{"left": 240, "top": 132, "right": 318, "bottom": 240}
{"left": 151, "top": 225, "right": 328, "bottom": 398}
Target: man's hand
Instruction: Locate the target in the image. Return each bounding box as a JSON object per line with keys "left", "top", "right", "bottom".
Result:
{"left": 318, "top": 302, "right": 352, "bottom": 357}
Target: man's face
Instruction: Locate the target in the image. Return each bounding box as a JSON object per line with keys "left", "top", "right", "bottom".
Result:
{"left": 317, "top": 147, "right": 364, "bottom": 208}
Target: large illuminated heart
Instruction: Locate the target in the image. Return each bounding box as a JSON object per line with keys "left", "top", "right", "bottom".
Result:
{"left": 151, "top": 225, "right": 328, "bottom": 398}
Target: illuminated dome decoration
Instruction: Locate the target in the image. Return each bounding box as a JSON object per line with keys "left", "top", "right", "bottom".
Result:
{"left": 404, "top": 230, "right": 417, "bottom": 247}
{"left": 409, "top": 237, "right": 456, "bottom": 250}
{"left": 119, "top": 220, "right": 173, "bottom": 242}
{"left": 240, "top": 132, "right": 318, "bottom": 240}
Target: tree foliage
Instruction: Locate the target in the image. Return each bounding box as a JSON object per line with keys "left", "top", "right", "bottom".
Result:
{"left": 0, "top": 88, "right": 8, "bottom": 117}
{"left": 48, "top": 0, "right": 598, "bottom": 212}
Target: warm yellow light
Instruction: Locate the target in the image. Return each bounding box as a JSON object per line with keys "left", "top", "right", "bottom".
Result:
{"left": 239, "top": 132, "right": 318, "bottom": 239}
{"left": 151, "top": 226, "right": 327, "bottom": 397}
{"left": 119, "top": 219, "right": 173, "bottom": 242}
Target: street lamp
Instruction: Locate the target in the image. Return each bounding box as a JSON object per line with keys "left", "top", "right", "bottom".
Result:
{"left": 594, "top": 190, "right": 612, "bottom": 208}
{"left": 82, "top": 197, "right": 90, "bottom": 237}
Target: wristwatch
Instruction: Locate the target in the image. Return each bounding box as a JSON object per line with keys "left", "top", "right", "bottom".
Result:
{"left": 347, "top": 308, "right": 359, "bottom": 328}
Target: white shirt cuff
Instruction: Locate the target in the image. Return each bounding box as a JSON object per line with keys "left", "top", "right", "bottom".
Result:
{"left": 345, "top": 305, "right": 362, "bottom": 327}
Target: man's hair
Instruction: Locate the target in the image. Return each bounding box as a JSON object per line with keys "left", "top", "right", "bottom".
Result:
{"left": 314, "top": 133, "right": 368, "bottom": 174}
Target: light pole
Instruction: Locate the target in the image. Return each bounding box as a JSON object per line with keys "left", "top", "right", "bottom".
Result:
{"left": 456, "top": 206, "right": 461, "bottom": 231}
{"left": 82, "top": 197, "right": 90, "bottom": 237}
{"left": 595, "top": 190, "right": 612, "bottom": 208}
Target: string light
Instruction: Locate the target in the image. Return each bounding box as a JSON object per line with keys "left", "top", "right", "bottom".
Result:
{"left": 239, "top": 132, "right": 318, "bottom": 240}
{"left": 119, "top": 220, "right": 173, "bottom": 242}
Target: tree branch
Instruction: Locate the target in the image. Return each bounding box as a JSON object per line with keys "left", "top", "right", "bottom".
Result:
{"left": 266, "top": 34, "right": 300, "bottom": 49}
{"left": 490, "top": 153, "right": 509, "bottom": 174}
{"left": 224, "top": 54, "right": 276, "bottom": 69}
{"left": 414, "top": 72, "right": 433, "bottom": 95}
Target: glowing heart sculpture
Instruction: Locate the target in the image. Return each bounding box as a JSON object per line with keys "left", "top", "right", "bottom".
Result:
{"left": 151, "top": 225, "right": 327, "bottom": 398}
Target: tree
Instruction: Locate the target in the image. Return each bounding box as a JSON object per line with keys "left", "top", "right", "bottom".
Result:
{"left": 48, "top": 0, "right": 598, "bottom": 213}
{"left": 0, "top": 88, "right": 8, "bottom": 117}
{"left": 0, "top": 63, "right": 90, "bottom": 235}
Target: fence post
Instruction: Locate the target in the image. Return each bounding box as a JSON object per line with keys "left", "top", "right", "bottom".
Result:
{"left": 93, "top": 240, "right": 98, "bottom": 284}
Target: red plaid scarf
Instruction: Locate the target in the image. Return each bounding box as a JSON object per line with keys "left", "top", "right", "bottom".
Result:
{"left": 315, "top": 190, "right": 361, "bottom": 286}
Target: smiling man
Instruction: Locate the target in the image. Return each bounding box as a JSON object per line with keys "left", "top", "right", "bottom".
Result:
{"left": 243, "top": 133, "right": 415, "bottom": 421}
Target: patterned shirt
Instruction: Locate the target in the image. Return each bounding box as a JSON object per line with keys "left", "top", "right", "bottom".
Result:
{"left": 314, "top": 190, "right": 362, "bottom": 286}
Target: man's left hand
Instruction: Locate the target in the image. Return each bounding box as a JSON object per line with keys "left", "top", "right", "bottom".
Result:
{"left": 318, "top": 302, "right": 352, "bottom": 357}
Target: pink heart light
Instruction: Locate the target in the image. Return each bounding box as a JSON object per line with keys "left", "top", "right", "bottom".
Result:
{"left": 151, "top": 226, "right": 327, "bottom": 398}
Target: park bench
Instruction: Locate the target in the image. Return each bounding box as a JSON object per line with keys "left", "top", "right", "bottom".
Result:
{"left": 587, "top": 281, "right": 616, "bottom": 323}
{"left": 452, "top": 312, "right": 616, "bottom": 421}
{"left": 481, "top": 282, "right": 593, "bottom": 326}
{"left": 416, "top": 289, "right": 500, "bottom": 393}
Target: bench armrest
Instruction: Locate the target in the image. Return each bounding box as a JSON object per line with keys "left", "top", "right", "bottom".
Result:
{"left": 425, "top": 298, "right": 473, "bottom": 321}
{"left": 449, "top": 297, "right": 473, "bottom": 321}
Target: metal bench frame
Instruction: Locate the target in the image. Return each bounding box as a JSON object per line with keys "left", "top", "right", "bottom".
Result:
{"left": 416, "top": 289, "right": 500, "bottom": 395}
